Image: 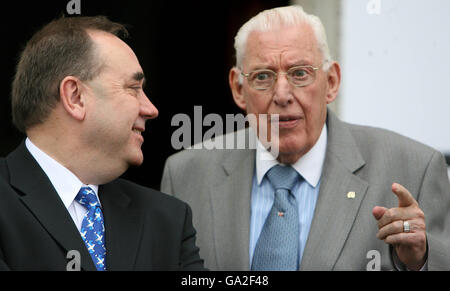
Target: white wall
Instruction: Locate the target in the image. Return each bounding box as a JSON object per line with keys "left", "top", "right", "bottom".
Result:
{"left": 340, "top": 0, "right": 450, "bottom": 156}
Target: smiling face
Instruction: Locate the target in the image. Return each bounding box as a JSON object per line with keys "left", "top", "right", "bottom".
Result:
{"left": 81, "top": 30, "right": 158, "bottom": 172}
{"left": 230, "top": 23, "right": 340, "bottom": 164}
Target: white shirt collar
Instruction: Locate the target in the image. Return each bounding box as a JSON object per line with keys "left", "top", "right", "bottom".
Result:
{"left": 25, "top": 138, "right": 99, "bottom": 209}
{"left": 256, "top": 124, "right": 327, "bottom": 187}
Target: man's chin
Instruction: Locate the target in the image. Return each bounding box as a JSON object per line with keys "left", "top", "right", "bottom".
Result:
{"left": 130, "top": 158, "right": 144, "bottom": 167}
{"left": 277, "top": 142, "right": 310, "bottom": 164}
{"left": 278, "top": 139, "right": 306, "bottom": 153}
{"left": 127, "top": 151, "right": 144, "bottom": 167}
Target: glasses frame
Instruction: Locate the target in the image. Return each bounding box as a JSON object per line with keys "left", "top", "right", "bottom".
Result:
{"left": 240, "top": 64, "right": 321, "bottom": 91}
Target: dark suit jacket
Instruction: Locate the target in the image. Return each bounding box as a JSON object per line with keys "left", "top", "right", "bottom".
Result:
{"left": 0, "top": 142, "right": 204, "bottom": 271}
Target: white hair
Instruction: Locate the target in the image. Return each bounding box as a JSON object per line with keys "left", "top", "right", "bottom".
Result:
{"left": 234, "top": 5, "right": 332, "bottom": 74}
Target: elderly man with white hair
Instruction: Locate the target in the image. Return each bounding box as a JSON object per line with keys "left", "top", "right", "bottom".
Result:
{"left": 162, "top": 5, "right": 450, "bottom": 271}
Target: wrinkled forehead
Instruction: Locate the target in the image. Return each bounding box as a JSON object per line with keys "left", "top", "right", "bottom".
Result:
{"left": 243, "top": 24, "right": 321, "bottom": 69}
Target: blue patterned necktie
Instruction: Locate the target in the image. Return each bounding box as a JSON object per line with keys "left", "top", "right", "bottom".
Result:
{"left": 251, "top": 165, "right": 300, "bottom": 271}
{"left": 75, "top": 187, "right": 106, "bottom": 271}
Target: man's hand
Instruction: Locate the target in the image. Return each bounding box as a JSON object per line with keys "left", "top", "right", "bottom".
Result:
{"left": 372, "top": 183, "right": 427, "bottom": 270}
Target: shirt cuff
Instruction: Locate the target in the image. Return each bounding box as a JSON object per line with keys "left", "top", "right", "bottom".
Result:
{"left": 391, "top": 246, "right": 428, "bottom": 271}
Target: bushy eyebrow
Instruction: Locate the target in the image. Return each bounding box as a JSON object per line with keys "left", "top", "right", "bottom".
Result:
{"left": 133, "top": 72, "right": 145, "bottom": 81}
{"left": 131, "top": 71, "right": 146, "bottom": 88}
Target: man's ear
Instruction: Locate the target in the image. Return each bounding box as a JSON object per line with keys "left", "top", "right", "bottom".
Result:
{"left": 325, "top": 62, "right": 341, "bottom": 104}
{"left": 59, "top": 76, "right": 86, "bottom": 121}
{"left": 229, "top": 67, "right": 247, "bottom": 111}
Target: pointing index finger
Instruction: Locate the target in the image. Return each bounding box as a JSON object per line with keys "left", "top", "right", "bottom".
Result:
{"left": 392, "top": 183, "right": 417, "bottom": 208}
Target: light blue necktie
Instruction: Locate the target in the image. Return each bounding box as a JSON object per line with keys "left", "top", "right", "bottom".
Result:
{"left": 251, "top": 165, "right": 300, "bottom": 271}
{"left": 75, "top": 187, "right": 106, "bottom": 271}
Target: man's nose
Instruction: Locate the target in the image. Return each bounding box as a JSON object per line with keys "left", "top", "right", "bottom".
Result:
{"left": 272, "top": 73, "right": 294, "bottom": 106}
{"left": 139, "top": 92, "right": 159, "bottom": 120}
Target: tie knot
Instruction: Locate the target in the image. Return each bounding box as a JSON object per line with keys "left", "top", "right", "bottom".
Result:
{"left": 266, "top": 165, "right": 299, "bottom": 191}
{"left": 75, "top": 187, "right": 100, "bottom": 209}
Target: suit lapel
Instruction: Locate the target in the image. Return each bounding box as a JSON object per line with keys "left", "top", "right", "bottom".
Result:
{"left": 98, "top": 182, "right": 143, "bottom": 271}
{"left": 210, "top": 149, "right": 255, "bottom": 270}
{"left": 7, "top": 142, "right": 96, "bottom": 271}
{"left": 300, "top": 111, "right": 368, "bottom": 270}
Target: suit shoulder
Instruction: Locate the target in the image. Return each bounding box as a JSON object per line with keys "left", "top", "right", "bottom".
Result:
{"left": 165, "top": 128, "right": 252, "bottom": 166}
{"left": 165, "top": 148, "right": 227, "bottom": 170}
{"left": 114, "top": 178, "right": 188, "bottom": 209}
{"left": 0, "top": 158, "right": 8, "bottom": 181}
{"left": 345, "top": 122, "right": 439, "bottom": 160}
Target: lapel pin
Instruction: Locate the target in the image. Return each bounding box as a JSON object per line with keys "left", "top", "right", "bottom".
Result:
{"left": 277, "top": 212, "right": 285, "bottom": 217}
{"left": 347, "top": 191, "right": 356, "bottom": 199}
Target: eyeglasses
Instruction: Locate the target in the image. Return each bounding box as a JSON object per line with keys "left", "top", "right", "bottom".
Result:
{"left": 241, "top": 65, "right": 320, "bottom": 91}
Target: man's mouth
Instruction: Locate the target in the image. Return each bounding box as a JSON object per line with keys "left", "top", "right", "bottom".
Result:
{"left": 271, "top": 114, "right": 303, "bottom": 128}
{"left": 132, "top": 128, "right": 143, "bottom": 135}
{"left": 132, "top": 126, "right": 145, "bottom": 142}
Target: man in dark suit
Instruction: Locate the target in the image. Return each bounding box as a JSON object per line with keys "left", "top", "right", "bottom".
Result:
{"left": 0, "top": 16, "right": 204, "bottom": 271}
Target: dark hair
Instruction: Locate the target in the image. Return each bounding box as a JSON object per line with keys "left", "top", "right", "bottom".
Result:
{"left": 11, "top": 16, "right": 129, "bottom": 133}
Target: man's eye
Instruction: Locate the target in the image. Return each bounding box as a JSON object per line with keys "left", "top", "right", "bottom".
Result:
{"left": 253, "top": 72, "right": 273, "bottom": 81}
{"left": 257, "top": 73, "right": 269, "bottom": 80}
{"left": 291, "top": 69, "right": 308, "bottom": 79}
{"left": 127, "top": 86, "right": 143, "bottom": 97}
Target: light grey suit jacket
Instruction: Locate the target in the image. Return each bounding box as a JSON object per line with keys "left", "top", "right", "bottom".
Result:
{"left": 161, "top": 110, "right": 450, "bottom": 270}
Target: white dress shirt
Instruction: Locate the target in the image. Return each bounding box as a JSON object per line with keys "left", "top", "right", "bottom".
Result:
{"left": 25, "top": 138, "right": 100, "bottom": 231}
{"left": 249, "top": 124, "right": 327, "bottom": 266}
{"left": 255, "top": 124, "right": 327, "bottom": 187}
